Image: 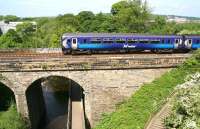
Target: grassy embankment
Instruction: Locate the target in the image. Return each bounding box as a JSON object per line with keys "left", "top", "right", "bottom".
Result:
{"left": 0, "top": 83, "right": 28, "bottom": 129}
{"left": 0, "top": 104, "right": 28, "bottom": 129}
{"left": 94, "top": 50, "right": 200, "bottom": 129}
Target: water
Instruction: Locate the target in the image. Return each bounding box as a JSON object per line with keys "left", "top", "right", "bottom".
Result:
{"left": 39, "top": 79, "right": 70, "bottom": 129}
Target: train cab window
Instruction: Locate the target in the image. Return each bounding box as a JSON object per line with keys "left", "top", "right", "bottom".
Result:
{"left": 90, "top": 38, "right": 101, "bottom": 43}
{"left": 116, "top": 38, "right": 126, "bottom": 43}
{"left": 103, "top": 38, "right": 113, "bottom": 43}
{"left": 67, "top": 39, "right": 71, "bottom": 43}
{"left": 127, "top": 39, "right": 138, "bottom": 43}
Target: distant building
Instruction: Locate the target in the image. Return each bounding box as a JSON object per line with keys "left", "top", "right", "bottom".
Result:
{"left": 0, "top": 21, "right": 37, "bottom": 34}
{"left": 166, "top": 16, "right": 189, "bottom": 23}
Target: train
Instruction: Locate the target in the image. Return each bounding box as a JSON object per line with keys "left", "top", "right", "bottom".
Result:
{"left": 61, "top": 33, "right": 200, "bottom": 54}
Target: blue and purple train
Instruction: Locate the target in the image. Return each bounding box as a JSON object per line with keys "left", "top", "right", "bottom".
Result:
{"left": 61, "top": 33, "right": 200, "bottom": 54}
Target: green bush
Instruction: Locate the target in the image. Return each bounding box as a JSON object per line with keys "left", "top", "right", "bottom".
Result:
{"left": 165, "top": 73, "right": 200, "bottom": 129}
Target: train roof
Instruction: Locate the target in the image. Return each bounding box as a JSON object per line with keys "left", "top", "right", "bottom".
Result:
{"left": 185, "top": 35, "right": 200, "bottom": 38}
{"left": 62, "top": 33, "right": 182, "bottom": 38}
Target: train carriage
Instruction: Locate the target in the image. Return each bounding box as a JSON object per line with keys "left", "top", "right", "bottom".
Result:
{"left": 185, "top": 35, "right": 200, "bottom": 50}
{"left": 61, "top": 33, "right": 200, "bottom": 54}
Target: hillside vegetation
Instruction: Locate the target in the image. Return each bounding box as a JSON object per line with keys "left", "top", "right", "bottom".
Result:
{"left": 94, "top": 50, "right": 200, "bottom": 129}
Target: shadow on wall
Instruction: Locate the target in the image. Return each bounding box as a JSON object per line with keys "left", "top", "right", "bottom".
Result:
{"left": 25, "top": 76, "right": 91, "bottom": 129}
{"left": 0, "top": 82, "right": 15, "bottom": 111}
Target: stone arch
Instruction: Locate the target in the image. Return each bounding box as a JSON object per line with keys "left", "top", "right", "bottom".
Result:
{"left": 25, "top": 74, "right": 89, "bottom": 129}
{"left": 0, "top": 76, "right": 15, "bottom": 93}
{"left": 0, "top": 80, "right": 16, "bottom": 111}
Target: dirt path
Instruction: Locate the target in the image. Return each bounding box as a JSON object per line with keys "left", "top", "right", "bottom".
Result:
{"left": 145, "top": 101, "right": 172, "bottom": 129}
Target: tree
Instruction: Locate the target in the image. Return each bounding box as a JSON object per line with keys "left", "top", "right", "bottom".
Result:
{"left": 0, "top": 15, "right": 4, "bottom": 21}
{"left": 77, "top": 11, "right": 95, "bottom": 32}
{"left": 4, "top": 15, "right": 20, "bottom": 22}
{"left": 148, "top": 16, "right": 167, "bottom": 34}
{"left": 16, "top": 22, "right": 35, "bottom": 36}
{"left": 111, "top": 0, "right": 150, "bottom": 33}
{"left": 0, "top": 29, "right": 22, "bottom": 48}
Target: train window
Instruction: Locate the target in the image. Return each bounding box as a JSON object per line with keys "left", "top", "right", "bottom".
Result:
{"left": 188, "top": 39, "right": 192, "bottom": 44}
{"left": 116, "top": 38, "right": 126, "bottom": 43}
{"left": 162, "top": 39, "right": 165, "bottom": 43}
{"left": 139, "top": 39, "right": 149, "bottom": 44}
{"left": 90, "top": 38, "right": 101, "bottom": 43}
{"left": 103, "top": 38, "right": 113, "bottom": 43}
{"left": 72, "top": 38, "right": 77, "bottom": 44}
{"left": 127, "top": 39, "right": 138, "bottom": 43}
{"left": 67, "top": 39, "right": 71, "bottom": 43}
{"left": 175, "top": 39, "right": 179, "bottom": 44}
{"left": 197, "top": 40, "right": 200, "bottom": 44}
{"left": 150, "top": 40, "right": 160, "bottom": 44}
{"left": 168, "top": 39, "right": 171, "bottom": 44}
{"left": 83, "top": 39, "right": 87, "bottom": 43}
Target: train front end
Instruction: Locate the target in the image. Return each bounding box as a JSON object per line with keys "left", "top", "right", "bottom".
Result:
{"left": 61, "top": 35, "right": 71, "bottom": 54}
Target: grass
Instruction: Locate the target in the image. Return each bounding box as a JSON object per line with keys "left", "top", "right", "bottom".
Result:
{"left": 0, "top": 104, "right": 28, "bottom": 129}
{"left": 94, "top": 50, "right": 200, "bottom": 129}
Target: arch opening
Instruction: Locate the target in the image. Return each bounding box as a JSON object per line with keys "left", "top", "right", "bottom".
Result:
{"left": 25, "top": 75, "right": 90, "bottom": 129}
{"left": 0, "top": 82, "right": 15, "bottom": 111}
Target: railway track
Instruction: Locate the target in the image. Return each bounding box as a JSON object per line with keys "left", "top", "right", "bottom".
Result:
{"left": 0, "top": 51, "right": 192, "bottom": 59}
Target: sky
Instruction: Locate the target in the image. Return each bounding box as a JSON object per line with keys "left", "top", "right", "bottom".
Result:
{"left": 0, "top": 0, "right": 200, "bottom": 17}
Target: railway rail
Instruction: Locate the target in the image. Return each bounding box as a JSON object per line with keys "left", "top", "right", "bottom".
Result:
{"left": 0, "top": 51, "right": 192, "bottom": 59}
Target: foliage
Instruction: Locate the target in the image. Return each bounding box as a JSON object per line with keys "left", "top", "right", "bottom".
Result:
{"left": 0, "top": 0, "right": 200, "bottom": 49}
{"left": 0, "top": 29, "right": 23, "bottom": 48}
{"left": 111, "top": 0, "right": 150, "bottom": 33}
{"left": 0, "top": 104, "right": 28, "bottom": 129}
{"left": 3, "top": 15, "right": 20, "bottom": 23}
{"left": 77, "top": 11, "right": 95, "bottom": 32}
{"left": 165, "top": 73, "right": 200, "bottom": 129}
{"left": 94, "top": 50, "right": 200, "bottom": 129}
{"left": 0, "top": 15, "right": 4, "bottom": 21}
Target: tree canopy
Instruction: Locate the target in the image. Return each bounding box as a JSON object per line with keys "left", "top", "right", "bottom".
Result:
{"left": 4, "top": 15, "right": 20, "bottom": 23}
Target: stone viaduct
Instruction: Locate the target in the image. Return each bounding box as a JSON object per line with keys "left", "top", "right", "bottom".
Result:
{"left": 0, "top": 54, "right": 190, "bottom": 128}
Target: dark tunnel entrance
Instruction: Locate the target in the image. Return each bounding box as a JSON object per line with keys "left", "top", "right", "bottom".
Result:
{"left": 25, "top": 76, "right": 90, "bottom": 129}
{"left": 0, "top": 82, "right": 15, "bottom": 111}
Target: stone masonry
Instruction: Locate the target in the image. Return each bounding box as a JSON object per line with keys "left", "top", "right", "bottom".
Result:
{"left": 0, "top": 69, "right": 170, "bottom": 127}
{"left": 0, "top": 53, "right": 190, "bottom": 127}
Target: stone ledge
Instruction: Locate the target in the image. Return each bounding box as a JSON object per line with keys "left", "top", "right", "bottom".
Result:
{"left": 0, "top": 56, "right": 190, "bottom": 72}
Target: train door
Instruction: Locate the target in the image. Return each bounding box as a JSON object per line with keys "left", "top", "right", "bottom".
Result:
{"left": 184, "top": 39, "right": 192, "bottom": 49}
{"left": 71, "top": 38, "right": 78, "bottom": 50}
{"left": 174, "top": 39, "right": 182, "bottom": 49}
